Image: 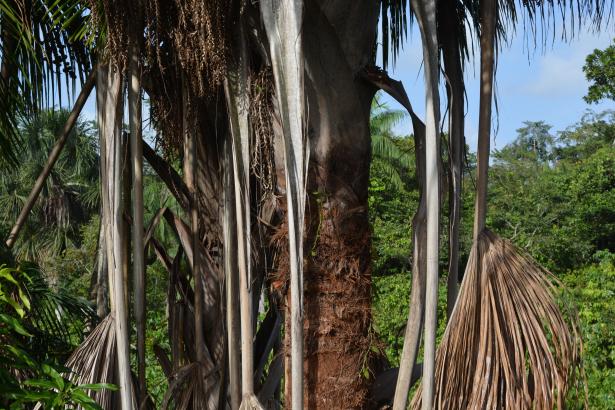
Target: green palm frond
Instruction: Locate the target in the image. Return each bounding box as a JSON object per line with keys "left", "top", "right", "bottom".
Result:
{"left": 0, "top": 0, "right": 92, "bottom": 166}
{"left": 371, "top": 95, "right": 414, "bottom": 189}
{"left": 0, "top": 109, "right": 99, "bottom": 264}
{"left": 11, "top": 263, "right": 99, "bottom": 358}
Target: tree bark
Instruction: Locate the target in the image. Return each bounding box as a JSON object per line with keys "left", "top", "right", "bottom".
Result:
{"left": 279, "top": 2, "right": 378, "bottom": 408}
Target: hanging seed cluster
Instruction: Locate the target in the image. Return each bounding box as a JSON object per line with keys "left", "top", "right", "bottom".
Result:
{"left": 90, "top": 0, "right": 130, "bottom": 71}
{"left": 92, "top": 0, "right": 239, "bottom": 155}
{"left": 171, "top": 0, "right": 233, "bottom": 96}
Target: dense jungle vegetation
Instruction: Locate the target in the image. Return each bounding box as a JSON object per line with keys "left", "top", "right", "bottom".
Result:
{"left": 1, "top": 102, "right": 613, "bottom": 408}
{"left": 0, "top": 0, "right": 613, "bottom": 406}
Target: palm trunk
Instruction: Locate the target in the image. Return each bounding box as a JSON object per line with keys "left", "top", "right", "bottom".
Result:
{"left": 5, "top": 71, "right": 95, "bottom": 248}
{"left": 129, "top": 40, "right": 147, "bottom": 406}
{"left": 284, "top": 2, "right": 379, "bottom": 408}
{"left": 438, "top": 0, "right": 465, "bottom": 318}
{"left": 410, "top": 0, "right": 441, "bottom": 408}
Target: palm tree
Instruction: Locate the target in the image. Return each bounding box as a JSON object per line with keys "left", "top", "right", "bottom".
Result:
{"left": 0, "top": 0, "right": 92, "bottom": 166}
{"left": 370, "top": 96, "right": 414, "bottom": 190}
{"left": 0, "top": 109, "right": 99, "bottom": 266}
{"left": 0, "top": 1, "right": 610, "bottom": 409}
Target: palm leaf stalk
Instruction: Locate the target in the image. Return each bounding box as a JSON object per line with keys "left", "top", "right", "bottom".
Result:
{"left": 408, "top": 0, "right": 441, "bottom": 408}
{"left": 439, "top": 0, "right": 465, "bottom": 317}
{"left": 5, "top": 69, "right": 95, "bottom": 249}
{"left": 224, "top": 17, "right": 263, "bottom": 410}
{"left": 93, "top": 213, "right": 109, "bottom": 318}
{"left": 223, "top": 133, "right": 241, "bottom": 409}
{"left": 128, "top": 33, "right": 146, "bottom": 406}
{"left": 100, "top": 63, "right": 135, "bottom": 410}
{"left": 260, "top": 1, "right": 308, "bottom": 408}
{"left": 64, "top": 64, "right": 136, "bottom": 409}
{"left": 364, "top": 69, "right": 429, "bottom": 410}
{"left": 162, "top": 78, "right": 219, "bottom": 410}
{"left": 410, "top": 0, "right": 583, "bottom": 408}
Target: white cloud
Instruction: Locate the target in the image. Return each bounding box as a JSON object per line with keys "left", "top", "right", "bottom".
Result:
{"left": 521, "top": 30, "right": 613, "bottom": 97}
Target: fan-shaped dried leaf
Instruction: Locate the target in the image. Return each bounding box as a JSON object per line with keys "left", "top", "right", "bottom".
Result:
{"left": 410, "top": 230, "right": 584, "bottom": 410}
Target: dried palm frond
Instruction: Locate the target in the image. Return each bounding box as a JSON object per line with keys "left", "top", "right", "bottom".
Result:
{"left": 161, "top": 362, "right": 218, "bottom": 410}
{"left": 64, "top": 315, "right": 123, "bottom": 409}
{"left": 410, "top": 230, "right": 583, "bottom": 409}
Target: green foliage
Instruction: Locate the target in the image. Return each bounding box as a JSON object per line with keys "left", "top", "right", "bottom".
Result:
{"left": 136, "top": 260, "right": 170, "bottom": 406}
{"left": 368, "top": 97, "right": 450, "bottom": 366}
{"left": 369, "top": 105, "right": 614, "bottom": 409}
{"left": 0, "top": 0, "right": 92, "bottom": 167}
{"left": 0, "top": 265, "right": 113, "bottom": 409}
{"left": 0, "top": 110, "right": 99, "bottom": 268}
{"left": 372, "top": 273, "right": 411, "bottom": 365}
{"left": 583, "top": 39, "right": 615, "bottom": 103}
{"left": 563, "top": 251, "right": 615, "bottom": 409}
{"left": 489, "top": 114, "right": 615, "bottom": 272}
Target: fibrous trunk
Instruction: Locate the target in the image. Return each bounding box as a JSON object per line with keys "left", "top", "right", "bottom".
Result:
{"left": 277, "top": 2, "right": 378, "bottom": 408}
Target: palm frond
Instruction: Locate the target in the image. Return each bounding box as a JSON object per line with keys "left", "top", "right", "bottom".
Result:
{"left": 371, "top": 95, "right": 414, "bottom": 188}
{"left": 410, "top": 230, "right": 583, "bottom": 409}
{"left": 65, "top": 315, "right": 125, "bottom": 409}
{"left": 20, "top": 263, "right": 98, "bottom": 355}
{"left": 371, "top": 102, "right": 407, "bottom": 136}
{"left": 0, "top": 0, "right": 92, "bottom": 166}
{"left": 380, "top": 0, "right": 411, "bottom": 69}
{"left": 380, "top": 0, "right": 614, "bottom": 72}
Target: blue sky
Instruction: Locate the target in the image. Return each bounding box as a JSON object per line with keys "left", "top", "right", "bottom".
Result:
{"left": 379, "top": 19, "right": 614, "bottom": 151}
